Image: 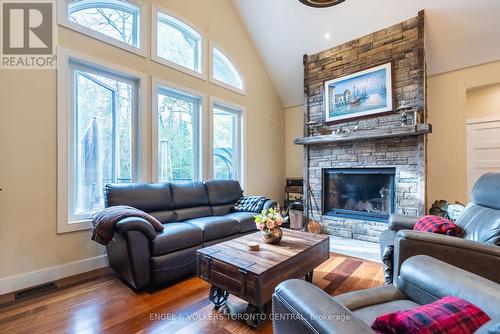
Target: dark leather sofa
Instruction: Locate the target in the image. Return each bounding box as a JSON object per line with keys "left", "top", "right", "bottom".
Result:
{"left": 103, "top": 180, "right": 275, "bottom": 290}
{"left": 272, "top": 255, "right": 500, "bottom": 334}
{"left": 380, "top": 173, "right": 500, "bottom": 284}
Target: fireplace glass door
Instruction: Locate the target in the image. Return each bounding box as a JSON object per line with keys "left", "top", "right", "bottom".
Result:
{"left": 323, "top": 168, "right": 396, "bottom": 222}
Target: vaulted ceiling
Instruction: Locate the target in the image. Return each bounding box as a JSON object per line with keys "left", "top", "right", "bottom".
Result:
{"left": 232, "top": 0, "right": 500, "bottom": 108}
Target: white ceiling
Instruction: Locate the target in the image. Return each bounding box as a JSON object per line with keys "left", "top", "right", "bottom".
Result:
{"left": 232, "top": 0, "right": 500, "bottom": 108}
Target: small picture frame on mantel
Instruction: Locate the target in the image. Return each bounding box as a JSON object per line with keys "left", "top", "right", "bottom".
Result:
{"left": 324, "top": 62, "right": 394, "bottom": 123}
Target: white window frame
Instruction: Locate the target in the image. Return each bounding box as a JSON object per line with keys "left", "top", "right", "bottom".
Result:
{"left": 58, "top": 0, "right": 148, "bottom": 57}
{"left": 151, "top": 5, "right": 206, "bottom": 80}
{"left": 209, "top": 42, "right": 246, "bottom": 95}
{"left": 57, "top": 48, "right": 148, "bottom": 233}
{"left": 209, "top": 97, "right": 245, "bottom": 185}
{"left": 152, "top": 77, "right": 206, "bottom": 183}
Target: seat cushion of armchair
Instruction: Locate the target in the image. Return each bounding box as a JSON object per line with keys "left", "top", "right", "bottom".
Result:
{"left": 353, "top": 300, "right": 420, "bottom": 326}
{"left": 186, "top": 216, "right": 240, "bottom": 241}
{"left": 223, "top": 211, "right": 257, "bottom": 233}
{"left": 152, "top": 223, "right": 203, "bottom": 256}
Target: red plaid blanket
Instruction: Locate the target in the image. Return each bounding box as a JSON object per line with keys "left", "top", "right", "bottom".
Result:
{"left": 372, "top": 296, "right": 490, "bottom": 334}
{"left": 413, "top": 215, "right": 463, "bottom": 237}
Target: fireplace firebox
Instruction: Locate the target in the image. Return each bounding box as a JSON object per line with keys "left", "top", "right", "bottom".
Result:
{"left": 322, "top": 168, "right": 396, "bottom": 222}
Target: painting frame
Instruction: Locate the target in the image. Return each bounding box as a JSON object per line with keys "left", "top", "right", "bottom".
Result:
{"left": 324, "top": 62, "right": 394, "bottom": 123}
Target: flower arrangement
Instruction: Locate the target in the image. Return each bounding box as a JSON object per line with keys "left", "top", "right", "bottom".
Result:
{"left": 254, "top": 207, "right": 287, "bottom": 232}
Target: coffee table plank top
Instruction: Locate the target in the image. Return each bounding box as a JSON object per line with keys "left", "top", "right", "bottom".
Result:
{"left": 197, "top": 229, "right": 329, "bottom": 275}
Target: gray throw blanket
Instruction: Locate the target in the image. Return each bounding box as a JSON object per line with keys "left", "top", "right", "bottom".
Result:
{"left": 91, "top": 205, "right": 164, "bottom": 245}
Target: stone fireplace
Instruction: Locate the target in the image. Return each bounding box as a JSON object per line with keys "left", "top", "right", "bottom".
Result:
{"left": 297, "top": 12, "right": 429, "bottom": 242}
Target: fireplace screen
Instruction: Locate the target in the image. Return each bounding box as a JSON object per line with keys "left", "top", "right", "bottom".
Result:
{"left": 323, "top": 168, "right": 396, "bottom": 222}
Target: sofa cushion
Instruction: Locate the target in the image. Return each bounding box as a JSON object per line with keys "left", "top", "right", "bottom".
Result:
{"left": 205, "top": 180, "right": 243, "bottom": 206}
{"left": 151, "top": 223, "right": 203, "bottom": 256}
{"left": 171, "top": 182, "right": 210, "bottom": 208}
{"left": 149, "top": 210, "right": 177, "bottom": 224}
{"left": 175, "top": 206, "right": 212, "bottom": 222}
{"left": 353, "top": 300, "right": 420, "bottom": 326}
{"left": 104, "top": 183, "right": 174, "bottom": 212}
{"left": 223, "top": 212, "right": 257, "bottom": 233}
{"left": 186, "top": 216, "right": 239, "bottom": 241}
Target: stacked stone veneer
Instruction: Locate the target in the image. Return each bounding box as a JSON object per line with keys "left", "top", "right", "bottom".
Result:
{"left": 303, "top": 12, "right": 426, "bottom": 242}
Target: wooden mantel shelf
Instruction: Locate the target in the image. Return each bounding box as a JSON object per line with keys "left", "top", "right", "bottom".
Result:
{"left": 294, "top": 123, "right": 432, "bottom": 146}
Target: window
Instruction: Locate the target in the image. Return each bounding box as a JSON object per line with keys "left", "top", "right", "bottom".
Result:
{"left": 58, "top": 49, "right": 146, "bottom": 232}
{"left": 59, "top": 0, "right": 147, "bottom": 56}
{"left": 70, "top": 62, "right": 138, "bottom": 221}
{"left": 156, "top": 86, "right": 201, "bottom": 182}
{"left": 152, "top": 7, "right": 203, "bottom": 78}
{"left": 211, "top": 45, "right": 245, "bottom": 94}
{"left": 212, "top": 103, "right": 242, "bottom": 181}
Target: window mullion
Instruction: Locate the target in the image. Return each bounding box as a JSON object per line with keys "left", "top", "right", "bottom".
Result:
{"left": 112, "top": 89, "right": 118, "bottom": 183}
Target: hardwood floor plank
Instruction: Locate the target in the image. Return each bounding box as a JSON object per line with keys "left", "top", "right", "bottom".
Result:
{"left": 0, "top": 253, "right": 383, "bottom": 334}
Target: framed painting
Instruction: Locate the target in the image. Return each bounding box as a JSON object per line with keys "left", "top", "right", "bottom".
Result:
{"left": 324, "top": 62, "right": 393, "bottom": 122}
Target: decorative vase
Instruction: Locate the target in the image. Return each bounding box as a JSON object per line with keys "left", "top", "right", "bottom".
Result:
{"left": 262, "top": 227, "right": 283, "bottom": 245}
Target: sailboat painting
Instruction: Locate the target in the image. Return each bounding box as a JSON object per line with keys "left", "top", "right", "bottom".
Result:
{"left": 324, "top": 63, "right": 393, "bottom": 122}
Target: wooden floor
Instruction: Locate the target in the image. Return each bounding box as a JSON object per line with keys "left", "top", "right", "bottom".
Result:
{"left": 0, "top": 254, "right": 383, "bottom": 334}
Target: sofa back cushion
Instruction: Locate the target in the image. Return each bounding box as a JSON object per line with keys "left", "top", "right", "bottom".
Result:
{"left": 104, "top": 183, "right": 174, "bottom": 212}
{"left": 170, "top": 182, "right": 210, "bottom": 209}
{"left": 398, "top": 255, "right": 500, "bottom": 319}
{"left": 455, "top": 173, "right": 500, "bottom": 245}
{"left": 455, "top": 203, "right": 500, "bottom": 245}
{"left": 471, "top": 173, "right": 500, "bottom": 210}
{"left": 204, "top": 180, "right": 243, "bottom": 206}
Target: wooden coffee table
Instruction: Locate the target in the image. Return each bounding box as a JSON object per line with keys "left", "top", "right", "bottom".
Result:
{"left": 196, "top": 229, "right": 330, "bottom": 327}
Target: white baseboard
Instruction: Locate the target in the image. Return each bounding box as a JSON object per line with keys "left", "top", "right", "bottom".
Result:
{"left": 0, "top": 255, "right": 109, "bottom": 295}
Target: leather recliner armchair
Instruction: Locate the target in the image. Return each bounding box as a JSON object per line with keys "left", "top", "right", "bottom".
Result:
{"left": 380, "top": 173, "right": 500, "bottom": 284}
{"left": 272, "top": 255, "right": 500, "bottom": 334}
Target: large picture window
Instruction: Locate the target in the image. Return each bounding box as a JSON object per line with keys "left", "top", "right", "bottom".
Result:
{"left": 212, "top": 103, "right": 242, "bottom": 181}
{"left": 152, "top": 7, "right": 204, "bottom": 78}
{"left": 58, "top": 49, "right": 146, "bottom": 233}
{"left": 59, "top": 0, "right": 147, "bottom": 56}
{"left": 156, "top": 86, "right": 201, "bottom": 182}
{"left": 70, "top": 62, "right": 138, "bottom": 220}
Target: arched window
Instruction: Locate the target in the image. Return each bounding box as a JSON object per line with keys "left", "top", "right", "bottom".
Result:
{"left": 153, "top": 8, "right": 203, "bottom": 77}
{"left": 59, "top": 0, "right": 146, "bottom": 55}
{"left": 211, "top": 46, "right": 245, "bottom": 93}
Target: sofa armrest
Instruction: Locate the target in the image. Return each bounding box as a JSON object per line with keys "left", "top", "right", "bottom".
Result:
{"left": 272, "top": 279, "right": 374, "bottom": 334}
{"left": 263, "top": 199, "right": 278, "bottom": 211}
{"left": 394, "top": 230, "right": 500, "bottom": 284}
{"left": 115, "top": 217, "right": 158, "bottom": 240}
{"left": 106, "top": 230, "right": 151, "bottom": 290}
{"left": 388, "top": 214, "right": 419, "bottom": 231}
